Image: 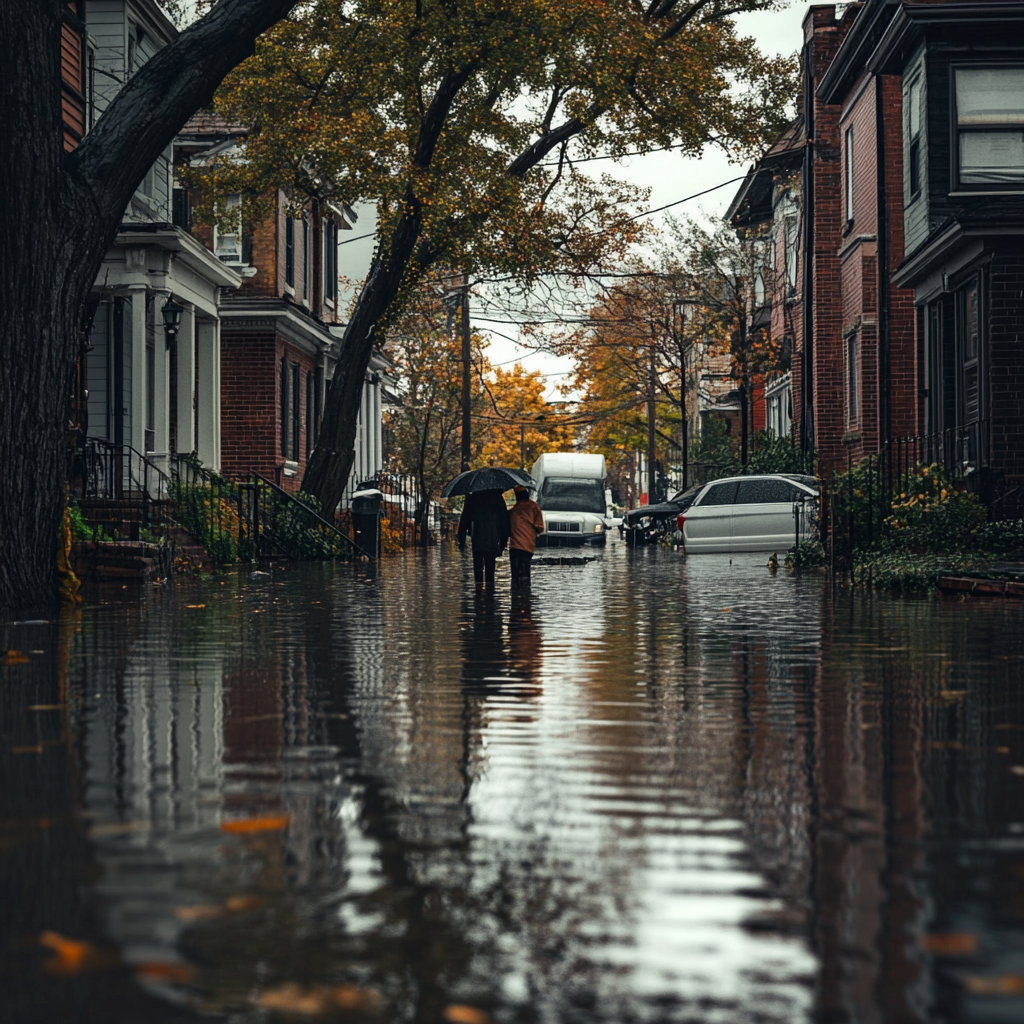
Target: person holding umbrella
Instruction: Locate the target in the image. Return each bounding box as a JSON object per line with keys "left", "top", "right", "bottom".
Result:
{"left": 458, "top": 489, "right": 510, "bottom": 586}
{"left": 443, "top": 467, "right": 535, "bottom": 588}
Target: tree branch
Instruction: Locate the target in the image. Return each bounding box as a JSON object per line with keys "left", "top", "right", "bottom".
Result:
{"left": 72, "top": 0, "right": 296, "bottom": 214}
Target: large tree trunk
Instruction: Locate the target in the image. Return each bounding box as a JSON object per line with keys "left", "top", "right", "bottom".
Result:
{"left": 302, "top": 199, "right": 424, "bottom": 512}
{"left": 0, "top": 0, "right": 295, "bottom": 613}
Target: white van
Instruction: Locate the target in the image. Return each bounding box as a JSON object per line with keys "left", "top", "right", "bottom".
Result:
{"left": 531, "top": 453, "right": 608, "bottom": 547}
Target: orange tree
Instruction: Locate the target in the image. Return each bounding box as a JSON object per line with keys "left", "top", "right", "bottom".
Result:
{"left": 478, "top": 364, "right": 578, "bottom": 470}
{"left": 184, "top": 0, "right": 797, "bottom": 513}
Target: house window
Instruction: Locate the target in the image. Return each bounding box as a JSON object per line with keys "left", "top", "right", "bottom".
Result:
{"left": 291, "top": 363, "right": 301, "bottom": 461}
{"left": 954, "top": 66, "right": 1024, "bottom": 187}
{"left": 302, "top": 218, "right": 309, "bottom": 301}
{"left": 844, "top": 126, "right": 854, "bottom": 224}
{"left": 280, "top": 356, "right": 290, "bottom": 457}
{"left": 323, "top": 219, "right": 337, "bottom": 304}
{"left": 285, "top": 217, "right": 295, "bottom": 288}
{"left": 958, "top": 278, "right": 981, "bottom": 424}
{"left": 906, "top": 76, "right": 922, "bottom": 197}
{"left": 784, "top": 215, "right": 799, "bottom": 297}
{"left": 846, "top": 332, "right": 858, "bottom": 425}
{"left": 214, "top": 194, "right": 243, "bottom": 263}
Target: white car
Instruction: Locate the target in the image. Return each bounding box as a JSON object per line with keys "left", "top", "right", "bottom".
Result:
{"left": 679, "top": 474, "right": 818, "bottom": 554}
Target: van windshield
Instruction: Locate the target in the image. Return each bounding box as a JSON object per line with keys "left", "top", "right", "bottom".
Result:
{"left": 540, "top": 478, "right": 606, "bottom": 514}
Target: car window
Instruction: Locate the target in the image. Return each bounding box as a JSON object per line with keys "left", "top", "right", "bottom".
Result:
{"left": 697, "top": 481, "right": 739, "bottom": 506}
{"left": 669, "top": 485, "right": 702, "bottom": 504}
{"left": 735, "top": 479, "right": 800, "bottom": 504}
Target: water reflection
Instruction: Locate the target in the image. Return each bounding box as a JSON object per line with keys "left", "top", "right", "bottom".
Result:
{"left": 2, "top": 547, "right": 1024, "bottom": 1022}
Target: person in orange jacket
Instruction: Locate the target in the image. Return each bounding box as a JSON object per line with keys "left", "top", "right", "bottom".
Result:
{"left": 508, "top": 486, "right": 545, "bottom": 587}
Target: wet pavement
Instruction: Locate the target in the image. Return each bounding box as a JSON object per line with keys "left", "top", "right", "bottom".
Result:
{"left": 3, "top": 540, "right": 1024, "bottom": 1023}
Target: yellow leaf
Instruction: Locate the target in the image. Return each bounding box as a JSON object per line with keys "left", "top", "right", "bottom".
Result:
{"left": 444, "top": 1006, "right": 492, "bottom": 1024}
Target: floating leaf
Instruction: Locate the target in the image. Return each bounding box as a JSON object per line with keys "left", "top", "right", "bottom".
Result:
{"left": 135, "top": 961, "right": 197, "bottom": 984}
{"left": 40, "top": 931, "right": 112, "bottom": 975}
{"left": 256, "top": 983, "right": 379, "bottom": 1016}
{"left": 922, "top": 932, "right": 978, "bottom": 956}
{"left": 27, "top": 704, "right": 64, "bottom": 711}
{"left": 3, "top": 650, "right": 29, "bottom": 665}
{"left": 444, "top": 1006, "right": 491, "bottom": 1024}
{"left": 185, "top": 604, "right": 206, "bottom": 609}
{"left": 961, "top": 974, "right": 1024, "bottom": 995}
{"left": 220, "top": 815, "right": 290, "bottom": 834}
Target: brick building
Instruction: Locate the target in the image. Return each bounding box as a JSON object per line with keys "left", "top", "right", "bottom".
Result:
{"left": 728, "top": 0, "right": 1024, "bottom": 494}
{"left": 180, "top": 119, "right": 390, "bottom": 494}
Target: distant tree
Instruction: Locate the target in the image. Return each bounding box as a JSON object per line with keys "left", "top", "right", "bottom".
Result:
{"left": 0, "top": 0, "right": 296, "bottom": 612}
{"left": 382, "top": 288, "right": 490, "bottom": 537}
{"left": 185, "top": 0, "right": 798, "bottom": 513}
{"left": 478, "top": 365, "right": 577, "bottom": 470}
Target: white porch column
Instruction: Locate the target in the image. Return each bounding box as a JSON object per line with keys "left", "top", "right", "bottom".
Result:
{"left": 373, "top": 378, "right": 382, "bottom": 474}
{"left": 151, "top": 298, "right": 171, "bottom": 471}
{"left": 129, "top": 285, "right": 147, "bottom": 456}
{"left": 196, "top": 318, "right": 221, "bottom": 470}
{"left": 176, "top": 304, "right": 196, "bottom": 455}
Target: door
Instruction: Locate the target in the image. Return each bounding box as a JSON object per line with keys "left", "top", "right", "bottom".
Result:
{"left": 683, "top": 480, "right": 738, "bottom": 553}
{"left": 730, "top": 478, "right": 802, "bottom": 552}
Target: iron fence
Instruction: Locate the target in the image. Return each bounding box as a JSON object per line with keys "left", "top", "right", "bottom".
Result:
{"left": 829, "top": 420, "right": 991, "bottom": 565}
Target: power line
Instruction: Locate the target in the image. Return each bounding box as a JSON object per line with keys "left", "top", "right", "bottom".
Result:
{"left": 626, "top": 175, "right": 748, "bottom": 220}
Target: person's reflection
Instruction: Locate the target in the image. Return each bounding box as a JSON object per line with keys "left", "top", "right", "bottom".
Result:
{"left": 458, "top": 590, "right": 506, "bottom": 696}
{"left": 506, "top": 590, "right": 543, "bottom": 701}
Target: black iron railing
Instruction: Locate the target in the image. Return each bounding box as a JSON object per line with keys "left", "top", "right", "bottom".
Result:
{"left": 78, "top": 438, "right": 172, "bottom": 535}
{"left": 250, "top": 473, "right": 371, "bottom": 561}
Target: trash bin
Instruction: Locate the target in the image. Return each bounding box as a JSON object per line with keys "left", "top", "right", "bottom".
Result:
{"left": 351, "top": 488, "right": 383, "bottom": 556}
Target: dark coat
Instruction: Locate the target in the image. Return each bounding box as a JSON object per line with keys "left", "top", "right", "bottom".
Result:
{"left": 457, "top": 490, "right": 511, "bottom": 555}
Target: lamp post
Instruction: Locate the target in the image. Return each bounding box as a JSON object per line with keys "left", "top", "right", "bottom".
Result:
{"left": 161, "top": 297, "right": 184, "bottom": 349}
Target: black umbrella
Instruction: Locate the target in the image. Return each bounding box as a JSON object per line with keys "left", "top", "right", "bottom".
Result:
{"left": 441, "top": 466, "right": 537, "bottom": 498}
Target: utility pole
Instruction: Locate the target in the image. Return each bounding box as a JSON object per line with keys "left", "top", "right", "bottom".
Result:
{"left": 460, "top": 283, "right": 472, "bottom": 472}
{"left": 647, "top": 338, "right": 657, "bottom": 504}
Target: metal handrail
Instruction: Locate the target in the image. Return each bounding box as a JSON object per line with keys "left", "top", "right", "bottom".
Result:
{"left": 250, "top": 473, "right": 373, "bottom": 560}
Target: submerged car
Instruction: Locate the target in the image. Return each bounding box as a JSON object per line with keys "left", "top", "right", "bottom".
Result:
{"left": 678, "top": 474, "right": 818, "bottom": 554}
{"left": 621, "top": 485, "right": 702, "bottom": 545}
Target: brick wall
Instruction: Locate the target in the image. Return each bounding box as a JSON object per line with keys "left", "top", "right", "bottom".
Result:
{"left": 220, "top": 330, "right": 278, "bottom": 481}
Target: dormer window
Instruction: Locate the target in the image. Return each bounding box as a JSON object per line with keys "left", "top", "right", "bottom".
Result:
{"left": 954, "top": 66, "right": 1024, "bottom": 188}
{"left": 214, "top": 194, "right": 243, "bottom": 263}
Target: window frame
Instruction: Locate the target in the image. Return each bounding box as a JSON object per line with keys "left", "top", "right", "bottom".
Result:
{"left": 285, "top": 216, "right": 295, "bottom": 289}
{"left": 213, "top": 194, "right": 244, "bottom": 264}
{"left": 846, "top": 331, "right": 859, "bottom": 427}
{"left": 905, "top": 73, "right": 923, "bottom": 202}
{"left": 843, "top": 125, "right": 854, "bottom": 227}
{"left": 950, "top": 62, "right": 1024, "bottom": 193}
{"left": 956, "top": 274, "right": 983, "bottom": 426}
{"left": 280, "top": 356, "right": 290, "bottom": 457}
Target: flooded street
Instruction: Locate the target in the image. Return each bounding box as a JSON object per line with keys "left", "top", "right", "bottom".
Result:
{"left": 3, "top": 541, "right": 1024, "bottom": 1024}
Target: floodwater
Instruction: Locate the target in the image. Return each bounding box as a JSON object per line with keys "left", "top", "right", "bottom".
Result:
{"left": 2, "top": 541, "right": 1024, "bottom": 1024}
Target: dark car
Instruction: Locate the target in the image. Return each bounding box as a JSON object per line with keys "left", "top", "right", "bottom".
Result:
{"left": 621, "top": 484, "right": 702, "bottom": 545}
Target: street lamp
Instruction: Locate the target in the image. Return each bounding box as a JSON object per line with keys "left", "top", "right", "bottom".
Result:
{"left": 161, "top": 297, "right": 184, "bottom": 348}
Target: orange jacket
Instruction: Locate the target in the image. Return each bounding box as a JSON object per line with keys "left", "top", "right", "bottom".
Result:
{"left": 509, "top": 498, "right": 545, "bottom": 553}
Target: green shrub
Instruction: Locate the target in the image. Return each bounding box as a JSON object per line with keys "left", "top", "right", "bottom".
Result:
{"left": 746, "top": 430, "right": 815, "bottom": 476}
{"left": 977, "top": 518, "right": 1024, "bottom": 558}
{"left": 788, "top": 538, "right": 825, "bottom": 570}
{"left": 67, "top": 501, "right": 94, "bottom": 542}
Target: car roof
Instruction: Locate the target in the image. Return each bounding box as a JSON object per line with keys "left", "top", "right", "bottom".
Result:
{"left": 699, "top": 474, "right": 818, "bottom": 493}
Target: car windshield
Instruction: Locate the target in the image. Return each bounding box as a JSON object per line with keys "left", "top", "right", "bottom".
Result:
{"left": 540, "top": 478, "right": 606, "bottom": 514}
{"left": 669, "top": 485, "right": 702, "bottom": 504}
